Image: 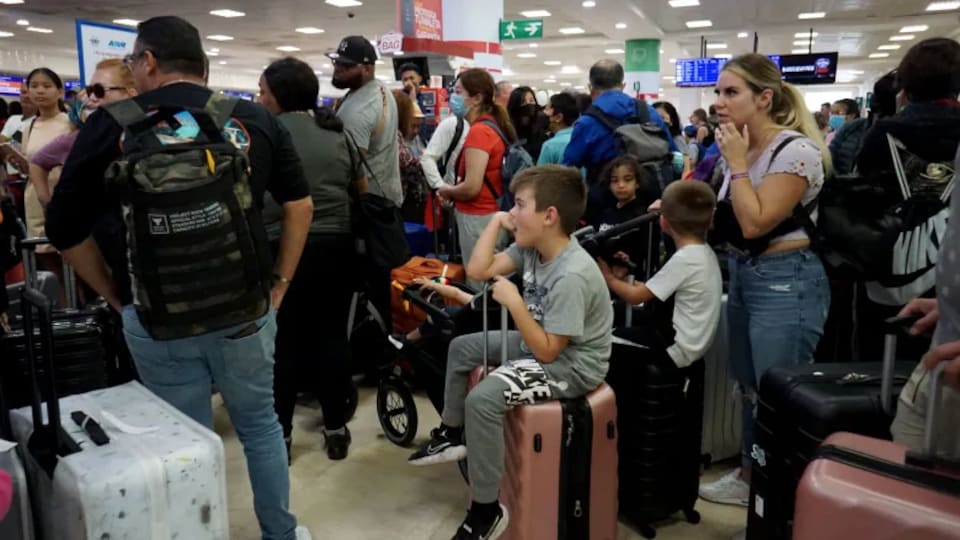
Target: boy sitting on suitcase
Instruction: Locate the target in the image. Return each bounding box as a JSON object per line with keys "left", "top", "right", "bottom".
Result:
{"left": 599, "top": 180, "right": 722, "bottom": 369}
{"left": 408, "top": 165, "right": 614, "bottom": 540}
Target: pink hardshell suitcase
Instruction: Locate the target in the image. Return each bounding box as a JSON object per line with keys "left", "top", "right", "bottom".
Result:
{"left": 793, "top": 354, "right": 960, "bottom": 540}
{"left": 464, "top": 287, "right": 619, "bottom": 540}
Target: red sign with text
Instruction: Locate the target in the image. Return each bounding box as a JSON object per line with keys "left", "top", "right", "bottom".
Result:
{"left": 398, "top": 0, "right": 443, "bottom": 41}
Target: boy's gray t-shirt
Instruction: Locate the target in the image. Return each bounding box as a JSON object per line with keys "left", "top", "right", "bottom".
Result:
{"left": 505, "top": 238, "right": 613, "bottom": 388}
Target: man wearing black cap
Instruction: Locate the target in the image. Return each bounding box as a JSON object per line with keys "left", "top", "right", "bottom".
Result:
{"left": 45, "top": 16, "right": 314, "bottom": 540}
{"left": 329, "top": 35, "right": 402, "bottom": 207}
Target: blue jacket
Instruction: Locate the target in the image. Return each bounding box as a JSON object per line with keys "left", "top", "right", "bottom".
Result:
{"left": 562, "top": 90, "right": 677, "bottom": 170}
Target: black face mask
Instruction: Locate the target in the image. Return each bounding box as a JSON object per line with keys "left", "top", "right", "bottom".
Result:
{"left": 517, "top": 103, "right": 539, "bottom": 126}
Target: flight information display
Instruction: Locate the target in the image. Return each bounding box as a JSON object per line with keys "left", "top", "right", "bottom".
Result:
{"left": 0, "top": 75, "right": 23, "bottom": 96}
{"left": 674, "top": 58, "right": 728, "bottom": 87}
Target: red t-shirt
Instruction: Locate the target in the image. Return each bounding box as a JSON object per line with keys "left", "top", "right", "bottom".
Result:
{"left": 455, "top": 114, "right": 506, "bottom": 215}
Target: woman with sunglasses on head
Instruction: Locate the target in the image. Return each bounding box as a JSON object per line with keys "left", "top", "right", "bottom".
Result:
{"left": 30, "top": 59, "right": 137, "bottom": 208}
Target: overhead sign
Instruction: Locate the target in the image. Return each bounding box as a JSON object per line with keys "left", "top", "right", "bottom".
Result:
{"left": 398, "top": 0, "right": 443, "bottom": 41}
{"left": 624, "top": 39, "right": 660, "bottom": 99}
{"left": 379, "top": 31, "right": 404, "bottom": 55}
{"left": 500, "top": 19, "right": 543, "bottom": 41}
{"left": 75, "top": 19, "right": 137, "bottom": 86}
{"left": 674, "top": 58, "right": 728, "bottom": 87}
{"left": 0, "top": 75, "right": 23, "bottom": 96}
{"left": 774, "top": 52, "right": 838, "bottom": 85}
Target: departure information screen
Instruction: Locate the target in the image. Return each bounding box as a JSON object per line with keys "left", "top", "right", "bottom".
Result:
{"left": 674, "top": 58, "right": 727, "bottom": 87}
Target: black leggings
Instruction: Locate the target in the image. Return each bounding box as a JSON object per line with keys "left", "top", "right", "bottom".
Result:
{"left": 273, "top": 234, "right": 355, "bottom": 435}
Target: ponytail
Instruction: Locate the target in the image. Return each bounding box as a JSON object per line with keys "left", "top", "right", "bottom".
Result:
{"left": 313, "top": 106, "right": 343, "bottom": 132}
{"left": 773, "top": 82, "right": 832, "bottom": 175}
{"left": 488, "top": 103, "right": 518, "bottom": 143}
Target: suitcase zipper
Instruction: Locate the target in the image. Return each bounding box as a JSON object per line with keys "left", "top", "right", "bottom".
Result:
{"left": 559, "top": 398, "right": 593, "bottom": 540}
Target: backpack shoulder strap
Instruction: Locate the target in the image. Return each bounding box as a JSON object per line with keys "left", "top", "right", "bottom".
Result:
{"left": 479, "top": 119, "right": 510, "bottom": 146}
{"left": 204, "top": 94, "right": 240, "bottom": 129}
{"left": 476, "top": 120, "right": 506, "bottom": 200}
{"left": 765, "top": 135, "right": 803, "bottom": 174}
{"left": 584, "top": 104, "right": 621, "bottom": 132}
{"left": 633, "top": 99, "right": 651, "bottom": 124}
{"left": 104, "top": 99, "right": 149, "bottom": 130}
{"left": 443, "top": 116, "right": 465, "bottom": 169}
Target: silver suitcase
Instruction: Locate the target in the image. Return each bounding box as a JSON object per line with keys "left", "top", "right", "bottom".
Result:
{"left": 10, "top": 288, "right": 228, "bottom": 540}
{"left": 701, "top": 294, "right": 743, "bottom": 465}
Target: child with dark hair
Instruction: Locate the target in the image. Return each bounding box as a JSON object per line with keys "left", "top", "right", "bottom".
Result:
{"left": 592, "top": 157, "right": 660, "bottom": 276}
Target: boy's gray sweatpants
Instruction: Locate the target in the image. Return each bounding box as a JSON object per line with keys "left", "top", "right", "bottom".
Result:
{"left": 442, "top": 331, "right": 598, "bottom": 503}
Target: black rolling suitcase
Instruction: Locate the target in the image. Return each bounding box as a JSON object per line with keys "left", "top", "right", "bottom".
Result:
{"left": 746, "top": 318, "right": 918, "bottom": 540}
{"left": 606, "top": 324, "right": 705, "bottom": 539}
{"left": 0, "top": 238, "right": 108, "bottom": 409}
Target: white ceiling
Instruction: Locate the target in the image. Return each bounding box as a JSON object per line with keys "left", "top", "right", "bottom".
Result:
{"left": 0, "top": 0, "right": 958, "bottom": 94}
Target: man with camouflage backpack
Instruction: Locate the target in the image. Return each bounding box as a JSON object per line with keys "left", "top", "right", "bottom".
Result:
{"left": 46, "top": 16, "right": 315, "bottom": 540}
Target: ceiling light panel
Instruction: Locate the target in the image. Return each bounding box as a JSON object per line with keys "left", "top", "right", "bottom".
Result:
{"left": 544, "top": 60, "right": 562, "bottom": 65}
{"left": 517, "top": 52, "right": 537, "bottom": 58}
{"left": 0, "top": 31, "right": 14, "bottom": 37}
{"left": 207, "top": 35, "right": 234, "bottom": 41}
{"left": 869, "top": 52, "right": 890, "bottom": 58}
{"left": 890, "top": 34, "right": 914, "bottom": 41}
{"left": 0, "top": 0, "right": 24, "bottom": 4}
{"left": 798, "top": 12, "right": 826, "bottom": 19}
{"left": 325, "top": 0, "right": 363, "bottom": 7}
{"left": 560, "top": 65, "right": 581, "bottom": 73}
{"left": 615, "top": 22, "right": 627, "bottom": 29}
{"left": 878, "top": 44, "right": 901, "bottom": 50}
{"left": 605, "top": 48, "right": 624, "bottom": 54}
{"left": 926, "top": 1, "right": 960, "bottom": 10}
{"left": 792, "top": 48, "right": 809, "bottom": 54}
{"left": 113, "top": 19, "right": 140, "bottom": 26}
{"left": 899, "top": 25, "right": 928, "bottom": 32}
{"left": 715, "top": 54, "right": 733, "bottom": 59}
{"left": 669, "top": 0, "right": 700, "bottom": 6}
{"left": 737, "top": 32, "right": 749, "bottom": 38}
{"left": 296, "top": 27, "right": 325, "bottom": 34}
{"left": 706, "top": 43, "right": 727, "bottom": 49}
{"left": 582, "top": 1, "right": 596, "bottom": 7}
{"left": 793, "top": 40, "right": 813, "bottom": 46}
{"left": 520, "top": 10, "right": 551, "bottom": 17}
{"left": 558, "top": 27, "right": 586, "bottom": 34}
{"left": 794, "top": 32, "right": 819, "bottom": 38}
{"left": 26, "top": 27, "right": 53, "bottom": 34}
{"left": 276, "top": 45, "right": 301, "bottom": 52}
{"left": 685, "top": 20, "right": 712, "bottom": 28}
{"left": 210, "top": 9, "right": 245, "bottom": 17}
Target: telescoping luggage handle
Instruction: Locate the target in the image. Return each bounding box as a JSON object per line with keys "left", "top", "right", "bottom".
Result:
{"left": 882, "top": 314, "right": 956, "bottom": 466}
{"left": 481, "top": 280, "right": 509, "bottom": 379}
{"left": 20, "top": 236, "right": 79, "bottom": 310}
{"left": 19, "top": 288, "right": 81, "bottom": 478}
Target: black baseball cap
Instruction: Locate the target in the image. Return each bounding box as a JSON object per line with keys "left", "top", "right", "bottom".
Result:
{"left": 327, "top": 36, "right": 378, "bottom": 65}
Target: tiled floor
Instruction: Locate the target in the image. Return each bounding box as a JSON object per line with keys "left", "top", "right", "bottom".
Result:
{"left": 216, "top": 387, "right": 747, "bottom": 540}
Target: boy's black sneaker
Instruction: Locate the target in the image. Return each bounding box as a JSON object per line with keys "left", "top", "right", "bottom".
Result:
{"left": 451, "top": 503, "right": 509, "bottom": 540}
{"left": 408, "top": 425, "right": 466, "bottom": 465}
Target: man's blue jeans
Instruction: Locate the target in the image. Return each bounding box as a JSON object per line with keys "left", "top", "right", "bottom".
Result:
{"left": 122, "top": 306, "right": 296, "bottom": 540}
{"left": 727, "top": 249, "right": 830, "bottom": 471}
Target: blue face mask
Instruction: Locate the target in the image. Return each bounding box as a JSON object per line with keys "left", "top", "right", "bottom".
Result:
{"left": 449, "top": 93, "right": 468, "bottom": 117}
{"left": 828, "top": 114, "right": 845, "bottom": 131}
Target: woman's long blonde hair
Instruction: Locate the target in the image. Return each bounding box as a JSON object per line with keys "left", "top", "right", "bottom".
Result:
{"left": 722, "top": 53, "right": 832, "bottom": 175}
{"left": 94, "top": 58, "right": 135, "bottom": 89}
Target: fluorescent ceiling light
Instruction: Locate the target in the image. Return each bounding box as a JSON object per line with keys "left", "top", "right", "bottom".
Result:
{"left": 544, "top": 79, "right": 556, "bottom": 83}
{"left": 560, "top": 82, "right": 572, "bottom": 87}
{"left": 793, "top": 40, "right": 814, "bottom": 46}
{"left": 544, "top": 60, "right": 562, "bottom": 65}
{"left": 575, "top": 85, "right": 585, "bottom": 90}
{"left": 16, "top": 19, "right": 29, "bottom": 26}
{"left": 0, "top": 0, "right": 24, "bottom": 4}
{"left": 376, "top": 75, "right": 389, "bottom": 81}
{"left": 520, "top": 10, "right": 551, "bottom": 17}
{"left": 206, "top": 50, "right": 220, "bottom": 57}
{"left": 878, "top": 44, "right": 901, "bottom": 50}
{"left": 659, "top": 88, "right": 665, "bottom": 92}
{"left": 558, "top": 27, "right": 586, "bottom": 34}
{"left": 715, "top": 53, "right": 733, "bottom": 59}
{"left": 26, "top": 27, "right": 53, "bottom": 34}
{"left": 375, "top": 60, "right": 384, "bottom": 65}
{"left": 517, "top": 52, "right": 537, "bottom": 58}
{"left": 926, "top": 1, "right": 960, "bottom": 10}
{"left": 798, "top": 12, "right": 826, "bottom": 19}
{"left": 869, "top": 52, "right": 890, "bottom": 58}
{"left": 616, "top": 22, "right": 627, "bottom": 29}
{"left": 685, "top": 20, "right": 712, "bottom": 28}
{"left": 209, "top": 47, "right": 220, "bottom": 53}
{"left": 582, "top": 0, "right": 596, "bottom": 7}
{"left": 706, "top": 43, "right": 727, "bottom": 49}
{"left": 210, "top": 9, "right": 245, "bottom": 17}
{"left": 669, "top": 0, "right": 700, "bottom": 6}
{"left": 890, "top": 34, "right": 914, "bottom": 41}
{"left": 0, "top": 31, "right": 13, "bottom": 37}
{"left": 899, "top": 25, "right": 928, "bottom": 32}
{"left": 561, "top": 65, "right": 581, "bottom": 74}
{"left": 529, "top": 43, "right": 538, "bottom": 48}
{"left": 669, "top": 58, "right": 677, "bottom": 63}
{"left": 605, "top": 48, "right": 625, "bottom": 54}
{"left": 794, "top": 32, "right": 819, "bottom": 38}
{"left": 113, "top": 19, "right": 140, "bottom": 27}
{"left": 296, "top": 27, "right": 325, "bottom": 34}
{"left": 276, "top": 45, "right": 301, "bottom": 52}
{"left": 325, "top": 0, "right": 363, "bottom": 6}
{"left": 218, "top": 61, "right": 228, "bottom": 65}
{"left": 737, "top": 32, "right": 749, "bottom": 38}
{"left": 207, "top": 35, "right": 234, "bottom": 41}
{"left": 792, "top": 48, "right": 809, "bottom": 54}
{"left": 502, "top": 68, "right": 515, "bottom": 76}
{"left": 663, "top": 76, "right": 675, "bottom": 80}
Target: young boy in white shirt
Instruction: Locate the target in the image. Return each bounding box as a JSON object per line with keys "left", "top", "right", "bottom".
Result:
{"left": 599, "top": 180, "right": 722, "bottom": 368}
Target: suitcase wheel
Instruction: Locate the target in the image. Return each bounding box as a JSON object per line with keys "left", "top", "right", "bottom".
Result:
{"left": 377, "top": 376, "right": 418, "bottom": 447}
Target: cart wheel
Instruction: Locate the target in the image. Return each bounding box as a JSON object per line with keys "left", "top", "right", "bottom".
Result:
{"left": 344, "top": 381, "right": 359, "bottom": 422}
{"left": 683, "top": 508, "right": 701, "bottom": 525}
{"left": 377, "top": 377, "right": 418, "bottom": 447}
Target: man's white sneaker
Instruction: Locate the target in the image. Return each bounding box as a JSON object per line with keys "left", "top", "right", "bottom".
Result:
{"left": 698, "top": 468, "right": 750, "bottom": 507}
{"left": 295, "top": 525, "right": 313, "bottom": 540}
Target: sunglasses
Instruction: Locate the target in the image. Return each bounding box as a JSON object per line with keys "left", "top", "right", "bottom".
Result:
{"left": 85, "top": 83, "right": 127, "bottom": 99}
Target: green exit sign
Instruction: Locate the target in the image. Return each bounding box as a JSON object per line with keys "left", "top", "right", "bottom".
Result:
{"left": 500, "top": 19, "right": 543, "bottom": 40}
